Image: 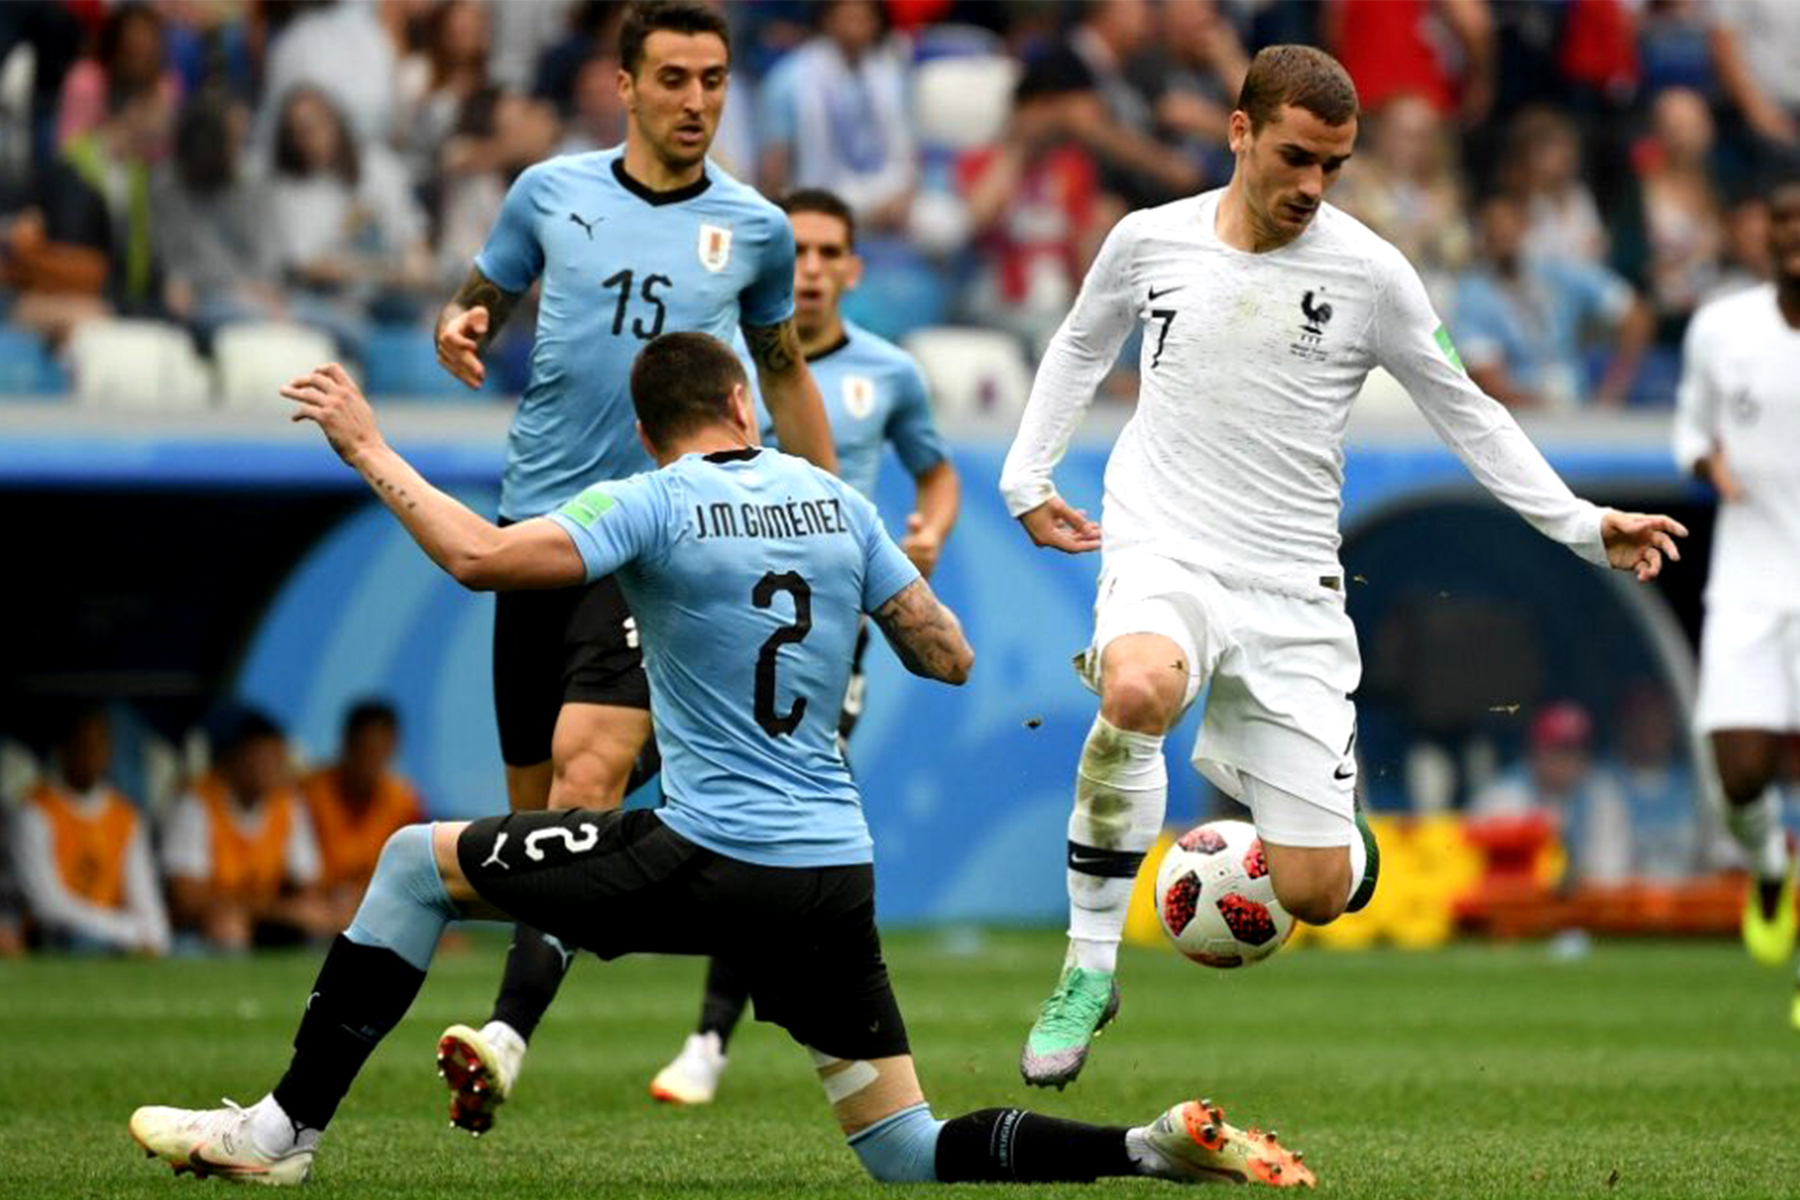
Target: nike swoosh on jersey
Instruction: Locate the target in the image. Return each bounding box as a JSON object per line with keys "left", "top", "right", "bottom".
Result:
{"left": 1147, "top": 285, "right": 1184, "bottom": 300}
{"left": 1333, "top": 764, "right": 1355, "bottom": 781}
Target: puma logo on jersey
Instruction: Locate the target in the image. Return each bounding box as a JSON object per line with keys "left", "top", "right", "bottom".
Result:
{"left": 569, "top": 212, "right": 603, "bottom": 239}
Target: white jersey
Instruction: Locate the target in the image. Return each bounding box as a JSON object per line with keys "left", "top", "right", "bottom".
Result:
{"left": 1673, "top": 283, "right": 1800, "bottom": 609}
{"left": 1000, "top": 191, "right": 1607, "bottom": 596}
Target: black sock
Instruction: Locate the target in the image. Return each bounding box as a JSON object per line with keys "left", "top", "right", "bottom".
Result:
{"left": 272, "top": 936, "right": 426, "bottom": 1132}
{"left": 697, "top": 957, "right": 751, "bottom": 1050}
{"left": 935, "top": 1108, "right": 1136, "bottom": 1183}
{"left": 488, "top": 924, "right": 573, "bottom": 1043}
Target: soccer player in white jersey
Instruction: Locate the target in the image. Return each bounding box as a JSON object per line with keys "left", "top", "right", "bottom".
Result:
{"left": 1000, "top": 45, "right": 1688, "bottom": 1088}
{"left": 1673, "top": 172, "right": 1800, "bottom": 1023}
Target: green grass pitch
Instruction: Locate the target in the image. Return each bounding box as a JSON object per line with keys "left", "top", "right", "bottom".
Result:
{"left": 2, "top": 930, "right": 1796, "bottom": 1198}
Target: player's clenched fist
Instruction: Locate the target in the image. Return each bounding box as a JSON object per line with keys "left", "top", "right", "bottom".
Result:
{"left": 1018, "top": 495, "right": 1103, "bottom": 555}
{"left": 282, "top": 363, "right": 384, "bottom": 465}
{"left": 436, "top": 306, "right": 489, "bottom": 389}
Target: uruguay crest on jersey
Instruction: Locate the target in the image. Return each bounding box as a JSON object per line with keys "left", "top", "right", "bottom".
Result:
{"left": 699, "top": 223, "right": 733, "bottom": 272}
{"left": 842, "top": 375, "right": 876, "bottom": 419}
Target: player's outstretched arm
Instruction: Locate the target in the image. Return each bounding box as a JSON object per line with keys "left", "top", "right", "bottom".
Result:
{"left": 1601, "top": 510, "right": 1688, "bottom": 582}
{"left": 872, "top": 579, "right": 973, "bottom": 685}
{"left": 282, "top": 364, "right": 585, "bottom": 590}
{"left": 744, "top": 318, "right": 839, "bottom": 474}
{"left": 434, "top": 267, "right": 522, "bottom": 389}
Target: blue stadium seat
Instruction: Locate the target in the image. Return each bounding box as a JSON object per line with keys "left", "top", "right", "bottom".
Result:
{"left": 362, "top": 324, "right": 494, "bottom": 399}
{"left": 0, "top": 326, "right": 70, "bottom": 396}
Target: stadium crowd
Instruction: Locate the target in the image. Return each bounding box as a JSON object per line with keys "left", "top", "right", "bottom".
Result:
{"left": 0, "top": 0, "right": 1793, "bottom": 405}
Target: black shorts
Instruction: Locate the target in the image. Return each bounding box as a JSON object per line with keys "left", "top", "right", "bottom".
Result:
{"left": 490, "top": 571, "right": 649, "bottom": 767}
{"left": 457, "top": 809, "right": 909, "bottom": 1060}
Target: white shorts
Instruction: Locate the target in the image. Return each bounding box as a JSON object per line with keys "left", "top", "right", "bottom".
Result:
{"left": 1696, "top": 604, "right": 1800, "bottom": 733}
{"left": 1077, "top": 551, "right": 1361, "bottom": 847}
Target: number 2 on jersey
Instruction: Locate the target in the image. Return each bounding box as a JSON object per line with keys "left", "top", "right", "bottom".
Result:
{"left": 752, "top": 571, "right": 812, "bottom": 737}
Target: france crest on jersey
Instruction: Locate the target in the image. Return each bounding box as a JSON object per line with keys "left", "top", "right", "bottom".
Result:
{"left": 544, "top": 448, "right": 920, "bottom": 867}
{"left": 476, "top": 148, "right": 797, "bottom": 520}
{"left": 752, "top": 320, "right": 948, "bottom": 501}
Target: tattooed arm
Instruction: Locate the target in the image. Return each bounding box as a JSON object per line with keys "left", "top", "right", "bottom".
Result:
{"left": 743, "top": 317, "right": 839, "bottom": 474}
{"left": 435, "top": 267, "right": 525, "bottom": 389}
{"left": 872, "top": 579, "right": 973, "bottom": 685}
{"left": 282, "top": 363, "right": 584, "bottom": 590}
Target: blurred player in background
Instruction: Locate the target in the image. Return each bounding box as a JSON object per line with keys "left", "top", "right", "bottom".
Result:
{"left": 13, "top": 707, "right": 168, "bottom": 955}
{"left": 162, "top": 710, "right": 334, "bottom": 952}
{"left": 1673, "top": 170, "right": 1800, "bottom": 1024}
{"left": 1001, "top": 44, "right": 1688, "bottom": 1088}
{"left": 428, "top": 0, "right": 836, "bottom": 1125}
{"left": 649, "top": 186, "right": 961, "bottom": 1106}
{"left": 123, "top": 338, "right": 1314, "bottom": 1191}
{"left": 301, "top": 700, "right": 424, "bottom": 927}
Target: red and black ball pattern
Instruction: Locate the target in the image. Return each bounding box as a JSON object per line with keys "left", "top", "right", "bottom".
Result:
{"left": 1162, "top": 870, "right": 1202, "bottom": 934}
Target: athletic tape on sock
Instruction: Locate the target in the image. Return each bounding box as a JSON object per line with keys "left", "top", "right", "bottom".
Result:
{"left": 344, "top": 825, "right": 458, "bottom": 971}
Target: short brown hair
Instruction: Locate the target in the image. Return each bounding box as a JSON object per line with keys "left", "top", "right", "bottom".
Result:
{"left": 779, "top": 188, "right": 856, "bottom": 249}
{"left": 630, "top": 332, "right": 749, "bottom": 447}
{"left": 1236, "top": 45, "right": 1359, "bottom": 132}
{"left": 618, "top": 1, "right": 731, "bottom": 76}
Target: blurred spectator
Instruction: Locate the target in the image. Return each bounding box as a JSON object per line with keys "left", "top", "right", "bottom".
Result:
{"left": 1503, "top": 107, "right": 1609, "bottom": 265}
{"left": 1634, "top": 88, "right": 1724, "bottom": 345}
{"left": 161, "top": 709, "right": 332, "bottom": 952}
{"left": 54, "top": 2, "right": 179, "bottom": 153}
{"left": 301, "top": 700, "right": 424, "bottom": 929}
{"left": 151, "top": 94, "right": 283, "bottom": 347}
{"left": 1012, "top": 0, "right": 1197, "bottom": 216}
{"left": 1475, "top": 701, "right": 1633, "bottom": 884}
{"left": 498, "top": 0, "right": 583, "bottom": 95}
{"left": 958, "top": 81, "right": 1103, "bottom": 354}
{"left": 394, "top": 0, "right": 493, "bottom": 183}
{"left": 1710, "top": 0, "right": 1800, "bottom": 158}
{"left": 269, "top": 86, "right": 433, "bottom": 347}
{"left": 1148, "top": 0, "right": 1249, "bottom": 186}
{"left": 1324, "top": 0, "right": 1495, "bottom": 125}
{"left": 1638, "top": 0, "right": 1719, "bottom": 103}
{"left": 759, "top": 0, "right": 916, "bottom": 231}
{"left": 555, "top": 52, "right": 629, "bottom": 156}
{"left": 12, "top": 709, "right": 168, "bottom": 955}
{"left": 435, "top": 87, "right": 559, "bottom": 292}
{"left": 531, "top": 0, "right": 623, "bottom": 117}
{"left": 1605, "top": 682, "right": 1699, "bottom": 879}
{"left": 1453, "top": 192, "right": 1651, "bottom": 409}
{"left": 1709, "top": 191, "right": 1771, "bottom": 300}
{"left": 257, "top": 0, "right": 400, "bottom": 152}
{"left": 1331, "top": 92, "right": 1472, "bottom": 308}
{"left": 0, "top": 204, "right": 111, "bottom": 342}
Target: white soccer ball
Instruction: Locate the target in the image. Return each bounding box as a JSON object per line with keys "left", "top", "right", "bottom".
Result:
{"left": 1155, "top": 819, "right": 1294, "bottom": 968}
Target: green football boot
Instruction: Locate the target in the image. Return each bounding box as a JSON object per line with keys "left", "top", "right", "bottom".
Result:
{"left": 1020, "top": 964, "right": 1120, "bottom": 1089}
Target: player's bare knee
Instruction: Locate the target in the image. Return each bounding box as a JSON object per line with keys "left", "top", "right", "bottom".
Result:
{"left": 1270, "top": 860, "right": 1350, "bottom": 926}
{"left": 1099, "top": 668, "right": 1181, "bottom": 734}
{"left": 548, "top": 754, "right": 627, "bottom": 810}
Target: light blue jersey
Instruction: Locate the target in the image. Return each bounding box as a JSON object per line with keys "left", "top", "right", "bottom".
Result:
{"left": 753, "top": 320, "right": 947, "bottom": 501}
{"left": 545, "top": 448, "right": 920, "bottom": 867}
{"left": 477, "top": 148, "right": 796, "bottom": 520}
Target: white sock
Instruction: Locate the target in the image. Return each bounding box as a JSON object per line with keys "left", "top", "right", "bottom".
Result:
{"left": 246, "top": 1094, "right": 317, "bottom": 1156}
{"left": 1124, "top": 1126, "right": 1175, "bottom": 1177}
{"left": 481, "top": 1019, "right": 528, "bottom": 1063}
{"left": 1067, "top": 717, "right": 1167, "bottom": 974}
{"left": 1725, "top": 790, "right": 1790, "bottom": 881}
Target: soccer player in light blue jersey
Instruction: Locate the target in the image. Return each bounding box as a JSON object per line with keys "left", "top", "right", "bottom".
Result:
{"left": 125, "top": 334, "right": 1313, "bottom": 1190}
{"left": 651, "top": 187, "right": 962, "bottom": 1106}
{"left": 428, "top": 1, "right": 838, "bottom": 1126}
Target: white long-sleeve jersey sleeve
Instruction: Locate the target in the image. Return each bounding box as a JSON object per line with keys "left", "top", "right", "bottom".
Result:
{"left": 999, "top": 213, "right": 1142, "bottom": 518}
{"left": 1368, "top": 239, "right": 1607, "bottom": 566}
